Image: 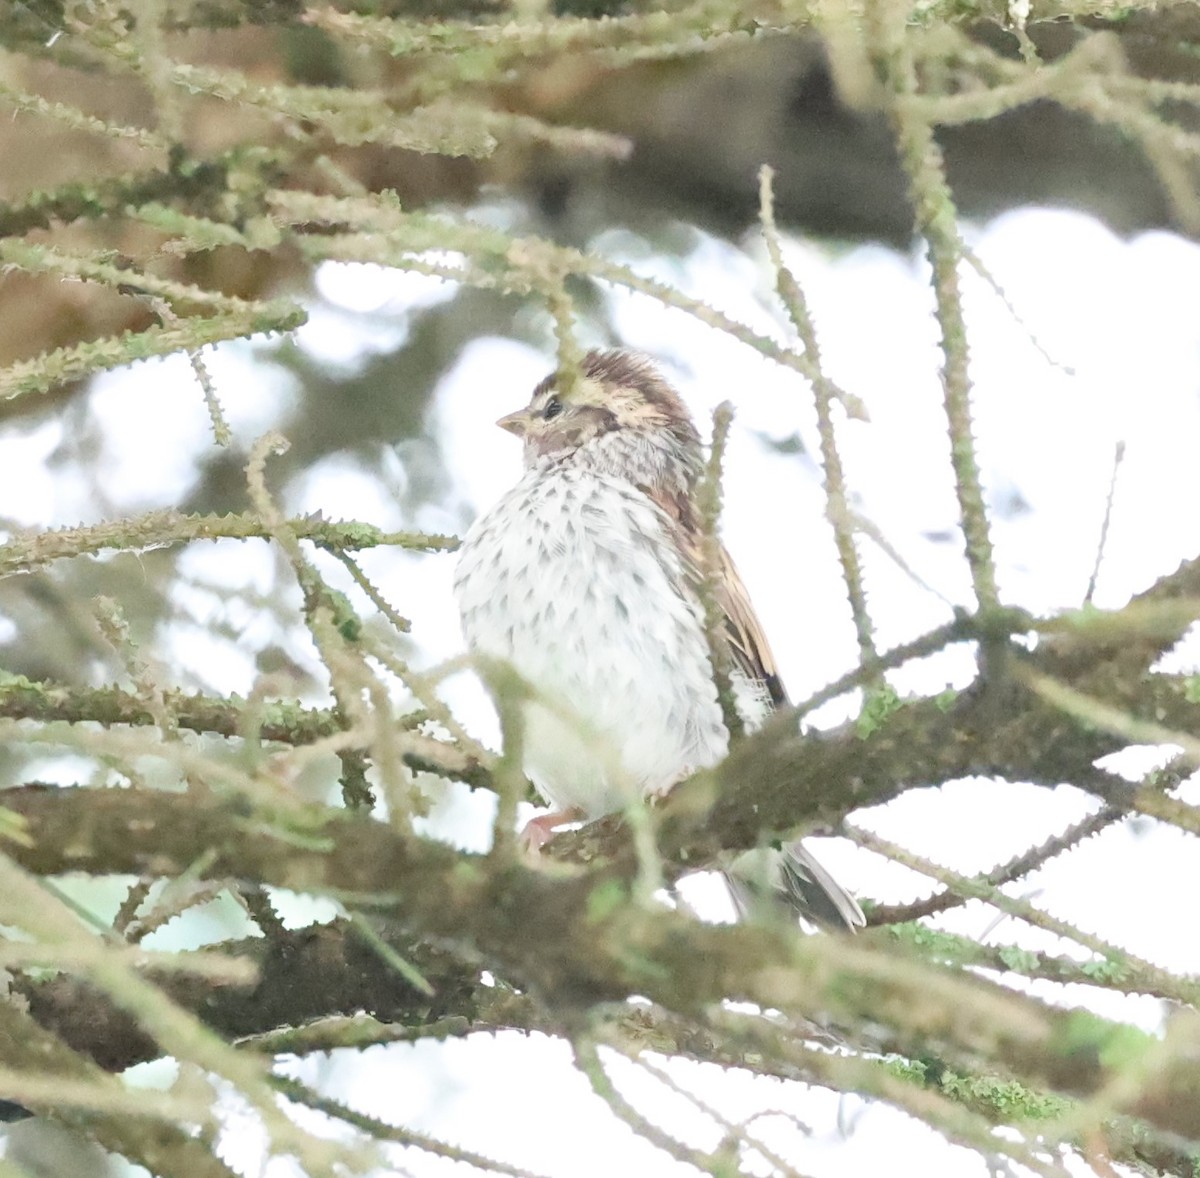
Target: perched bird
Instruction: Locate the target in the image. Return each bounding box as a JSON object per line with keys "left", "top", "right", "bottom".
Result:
{"left": 453, "top": 349, "right": 863, "bottom": 931}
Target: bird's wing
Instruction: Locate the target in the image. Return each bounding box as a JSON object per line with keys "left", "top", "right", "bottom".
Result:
{"left": 713, "top": 542, "right": 788, "bottom": 709}
{"left": 644, "top": 482, "right": 863, "bottom": 932}
{"left": 642, "top": 481, "right": 788, "bottom": 709}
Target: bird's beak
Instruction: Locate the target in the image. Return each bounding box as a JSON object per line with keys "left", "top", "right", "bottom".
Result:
{"left": 496, "top": 410, "right": 531, "bottom": 437}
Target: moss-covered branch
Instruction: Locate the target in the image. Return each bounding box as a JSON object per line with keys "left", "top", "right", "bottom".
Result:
{"left": 5, "top": 783, "right": 1200, "bottom": 1151}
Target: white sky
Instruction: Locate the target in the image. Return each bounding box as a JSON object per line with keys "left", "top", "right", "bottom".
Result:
{"left": 2, "top": 206, "right": 1199, "bottom": 1178}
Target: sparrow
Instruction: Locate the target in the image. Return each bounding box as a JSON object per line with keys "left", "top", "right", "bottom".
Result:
{"left": 453, "top": 349, "right": 864, "bottom": 931}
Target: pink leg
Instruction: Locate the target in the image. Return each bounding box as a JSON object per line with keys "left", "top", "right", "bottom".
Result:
{"left": 520, "top": 807, "right": 585, "bottom": 853}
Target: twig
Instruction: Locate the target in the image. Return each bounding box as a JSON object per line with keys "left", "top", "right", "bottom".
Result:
{"left": 616, "top": 1046, "right": 816, "bottom": 1177}
{"left": 873, "top": 11, "right": 1000, "bottom": 640}
{"left": 696, "top": 402, "right": 743, "bottom": 741}
{"left": 571, "top": 1034, "right": 729, "bottom": 1175}
{"left": 1084, "top": 441, "right": 1126, "bottom": 606}
{"left": 244, "top": 433, "right": 387, "bottom": 815}
{"left": 843, "top": 823, "right": 1200, "bottom": 1006}
{"left": 0, "top": 509, "right": 458, "bottom": 579}
{"left": 272, "top": 1075, "right": 553, "bottom": 1178}
{"left": 759, "top": 164, "right": 876, "bottom": 671}
{"left": 866, "top": 802, "right": 1124, "bottom": 925}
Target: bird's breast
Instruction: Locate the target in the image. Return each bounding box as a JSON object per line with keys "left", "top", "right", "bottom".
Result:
{"left": 454, "top": 469, "right": 730, "bottom": 813}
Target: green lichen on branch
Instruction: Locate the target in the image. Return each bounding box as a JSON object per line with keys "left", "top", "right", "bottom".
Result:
{"left": 0, "top": 509, "right": 458, "bottom": 577}
{"left": 1, "top": 306, "right": 306, "bottom": 402}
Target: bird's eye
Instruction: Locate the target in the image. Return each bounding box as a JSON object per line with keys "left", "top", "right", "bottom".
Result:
{"left": 543, "top": 397, "right": 563, "bottom": 420}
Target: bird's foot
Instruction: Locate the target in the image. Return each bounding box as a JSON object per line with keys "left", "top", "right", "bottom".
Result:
{"left": 520, "top": 807, "right": 585, "bottom": 853}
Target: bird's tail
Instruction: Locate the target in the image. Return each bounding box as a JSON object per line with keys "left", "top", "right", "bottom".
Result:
{"left": 725, "top": 842, "right": 865, "bottom": 932}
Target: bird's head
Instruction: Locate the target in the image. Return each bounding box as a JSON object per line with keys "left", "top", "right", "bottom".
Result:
{"left": 498, "top": 351, "right": 702, "bottom": 474}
